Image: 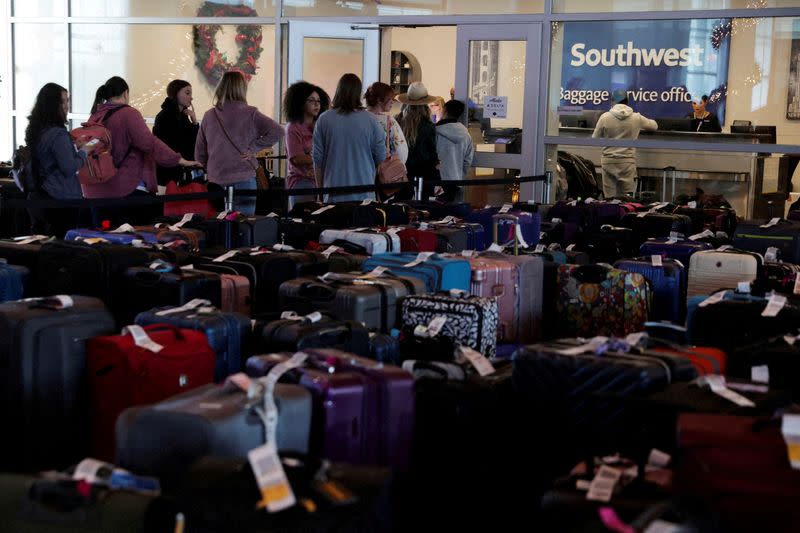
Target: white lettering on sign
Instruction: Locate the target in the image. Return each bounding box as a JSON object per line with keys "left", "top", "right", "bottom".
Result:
{"left": 570, "top": 42, "right": 704, "bottom": 68}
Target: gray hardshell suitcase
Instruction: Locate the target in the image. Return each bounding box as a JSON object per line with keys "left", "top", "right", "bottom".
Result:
{"left": 115, "top": 381, "right": 312, "bottom": 479}
{"left": 279, "top": 273, "right": 426, "bottom": 332}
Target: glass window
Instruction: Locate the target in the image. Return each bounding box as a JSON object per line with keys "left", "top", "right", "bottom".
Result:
{"left": 466, "top": 167, "right": 520, "bottom": 206}
{"left": 468, "top": 40, "right": 526, "bottom": 154}
{"left": 302, "top": 37, "right": 364, "bottom": 102}
{"left": 70, "top": 0, "right": 274, "bottom": 17}
{"left": 12, "top": 0, "right": 68, "bottom": 17}
{"left": 13, "top": 23, "right": 68, "bottom": 117}
{"left": 554, "top": 0, "right": 800, "bottom": 13}
{"left": 548, "top": 17, "right": 800, "bottom": 146}
{"left": 70, "top": 24, "right": 276, "bottom": 119}
{"left": 283, "top": 0, "right": 543, "bottom": 17}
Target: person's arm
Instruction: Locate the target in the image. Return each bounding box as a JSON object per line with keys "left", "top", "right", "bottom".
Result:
{"left": 463, "top": 137, "right": 475, "bottom": 178}
{"left": 312, "top": 119, "right": 325, "bottom": 187}
{"left": 194, "top": 119, "right": 208, "bottom": 168}
{"left": 286, "top": 123, "right": 313, "bottom": 167}
{"left": 640, "top": 115, "right": 658, "bottom": 131}
{"left": 591, "top": 116, "right": 605, "bottom": 138}
{"left": 391, "top": 117, "right": 409, "bottom": 163}
{"left": 370, "top": 119, "right": 387, "bottom": 166}
{"left": 252, "top": 111, "right": 284, "bottom": 150}
{"left": 124, "top": 108, "right": 183, "bottom": 167}
{"left": 53, "top": 129, "right": 88, "bottom": 178}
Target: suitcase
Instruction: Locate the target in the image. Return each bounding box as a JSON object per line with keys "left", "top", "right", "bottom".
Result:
{"left": 64, "top": 227, "right": 158, "bottom": 246}
{"left": 323, "top": 249, "right": 367, "bottom": 273}
{"left": 134, "top": 225, "right": 205, "bottom": 251}
{"left": 279, "top": 273, "right": 425, "bottom": 332}
{"left": 398, "top": 326, "right": 458, "bottom": 363}
{"left": 319, "top": 228, "right": 401, "bottom": 254}
{"left": 217, "top": 214, "right": 279, "bottom": 249}
{"left": 369, "top": 332, "right": 401, "bottom": 365}
{"left": 733, "top": 219, "right": 800, "bottom": 263}
{"left": 361, "top": 253, "right": 471, "bottom": 292}
{"left": 466, "top": 209, "right": 539, "bottom": 249}
{"left": 648, "top": 342, "right": 727, "bottom": 376}
{"left": 401, "top": 292, "right": 499, "bottom": 357}
{"left": 675, "top": 206, "right": 738, "bottom": 234}
{"left": 621, "top": 211, "right": 693, "bottom": 245}
{"left": 639, "top": 237, "right": 713, "bottom": 265}
{"left": 547, "top": 200, "right": 627, "bottom": 229}
{"left": 400, "top": 200, "right": 471, "bottom": 220}
{"left": 87, "top": 324, "right": 216, "bottom": 461}
{"left": 117, "top": 265, "right": 222, "bottom": 326}
{"left": 300, "top": 348, "right": 414, "bottom": 470}
{"left": 687, "top": 249, "right": 762, "bottom": 298}
{"left": 0, "top": 295, "right": 116, "bottom": 471}
{"left": 0, "top": 240, "right": 44, "bottom": 272}
{"left": 262, "top": 247, "right": 330, "bottom": 277}
{"left": 0, "top": 474, "right": 177, "bottom": 533}
{"left": 245, "top": 353, "right": 371, "bottom": 465}
{"left": 259, "top": 313, "right": 371, "bottom": 357}
{"left": 614, "top": 257, "right": 685, "bottom": 323}
{"left": 729, "top": 338, "right": 800, "bottom": 399}
{"left": 278, "top": 218, "right": 329, "bottom": 249}
{"left": 397, "top": 227, "right": 438, "bottom": 252}
{"left": 135, "top": 304, "right": 251, "bottom": 382}
{"left": 116, "top": 380, "right": 312, "bottom": 479}
{"left": 756, "top": 261, "right": 800, "bottom": 296}
{"left": 539, "top": 219, "right": 581, "bottom": 249}
{"left": 0, "top": 260, "right": 27, "bottom": 302}
{"left": 428, "top": 221, "right": 486, "bottom": 252}
{"left": 556, "top": 264, "right": 651, "bottom": 337}
{"left": 579, "top": 225, "right": 637, "bottom": 262}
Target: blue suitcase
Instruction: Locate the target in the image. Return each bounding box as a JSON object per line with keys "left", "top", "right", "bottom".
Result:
{"left": 135, "top": 304, "right": 250, "bottom": 382}
{"left": 615, "top": 257, "right": 685, "bottom": 323}
{"left": 733, "top": 219, "right": 800, "bottom": 263}
{"left": 361, "top": 253, "right": 471, "bottom": 292}
{"left": 467, "top": 208, "right": 540, "bottom": 248}
{"left": 64, "top": 228, "right": 158, "bottom": 245}
{"left": 0, "top": 261, "right": 28, "bottom": 302}
{"left": 639, "top": 238, "right": 713, "bottom": 265}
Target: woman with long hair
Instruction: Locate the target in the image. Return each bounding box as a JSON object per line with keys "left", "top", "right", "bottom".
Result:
{"left": 396, "top": 82, "right": 440, "bottom": 185}
{"left": 365, "top": 82, "right": 408, "bottom": 200}
{"left": 24, "top": 82, "right": 95, "bottom": 236}
{"left": 85, "top": 76, "right": 200, "bottom": 226}
{"left": 195, "top": 71, "right": 284, "bottom": 215}
{"left": 312, "top": 73, "right": 386, "bottom": 203}
{"left": 283, "top": 81, "right": 330, "bottom": 208}
{"left": 153, "top": 79, "right": 201, "bottom": 186}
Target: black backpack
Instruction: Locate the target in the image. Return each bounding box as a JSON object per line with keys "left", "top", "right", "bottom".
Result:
{"left": 11, "top": 145, "right": 39, "bottom": 193}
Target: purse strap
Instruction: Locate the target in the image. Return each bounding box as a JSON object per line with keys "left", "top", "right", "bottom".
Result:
{"left": 213, "top": 109, "right": 259, "bottom": 172}
{"left": 385, "top": 115, "right": 392, "bottom": 153}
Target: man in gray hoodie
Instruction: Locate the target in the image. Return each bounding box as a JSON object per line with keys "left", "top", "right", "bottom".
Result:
{"left": 436, "top": 100, "right": 475, "bottom": 202}
{"left": 592, "top": 89, "right": 658, "bottom": 198}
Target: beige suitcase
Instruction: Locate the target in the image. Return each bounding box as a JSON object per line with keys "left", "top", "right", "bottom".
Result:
{"left": 687, "top": 249, "right": 761, "bottom": 298}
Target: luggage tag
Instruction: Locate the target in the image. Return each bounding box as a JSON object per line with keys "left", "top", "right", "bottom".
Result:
{"left": 216, "top": 210, "right": 230, "bottom": 220}
{"left": 250, "top": 247, "right": 272, "bottom": 256}
{"left": 556, "top": 336, "right": 610, "bottom": 356}
{"left": 360, "top": 199, "right": 374, "bottom": 206}
{"left": 320, "top": 245, "right": 342, "bottom": 258}
{"left": 551, "top": 218, "right": 562, "bottom": 224}
{"left": 73, "top": 458, "right": 114, "bottom": 484}
{"left": 109, "top": 223, "right": 136, "bottom": 233}
{"left": 404, "top": 252, "right": 435, "bottom": 267}
{"left": 14, "top": 234, "right": 50, "bottom": 245}
{"left": 499, "top": 203, "right": 513, "bottom": 214}
{"left": 568, "top": 200, "right": 578, "bottom": 207}
{"left": 687, "top": 201, "right": 697, "bottom": 208}
{"left": 650, "top": 255, "right": 663, "bottom": 267}
{"left": 737, "top": 281, "right": 751, "bottom": 294}
{"left": 566, "top": 244, "right": 577, "bottom": 251}
{"left": 515, "top": 225, "right": 529, "bottom": 248}
{"left": 311, "top": 205, "right": 336, "bottom": 216}
{"left": 266, "top": 212, "right": 279, "bottom": 218}
{"left": 359, "top": 266, "right": 389, "bottom": 279}
{"left": 586, "top": 465, "right": 621, "bottom": 502}
{"left": 213, "top": 250, "right": 239, "bottom": 262}
{"left": 697, "top": 291, "right": 726, "bottom": 308}
{"left": 698, "top": 375, "right": 756, "bottom": 407}
{"left": 751, "top": 365, "right": 770, "bottom": 384}
{"left": 155, "top": 298, "right": 212, "bottom": 316}
{"left": 534, "top": 244, "right": 546, "bottom": 253}
{"left": 584, "top": 197, "right": 596, "bottom": 204}
{"left": 688, "top": 229, "right": 714, "bottom": 241}
{"left": 461, "top": 250, "right": 475, "bottom": 257}
{"left": 273, "top": 243, "right": 295, "bottom": 251}
{"left": 433, "top": 216, "right": 458, "bottom": 225}
{"left": 456, "top": 346, "right": 495, "bottom": 377}
{"left": 122, "top": 325, "right": 164, "bottom": 353}
{"left": 27, "top": 295, "right": 74, "bottom": 310}
{"left": 761, "top": 217, "right": 781, "bottom": 228}
{"left": 762, "top": 293, "right": 787, "bottom": 317}
{"left": 149, "top": 259, "right": 175, "bottom": 273}
{"left": 781, "top": 414, "right": 800, "bottom": 470}
{"left": 765, "top": 246, "right": 780, "bottom": 262}
{"left": 487, "top": 243, "right": 504, "bottom": 253}
{"left": 77, "top": 237, "right": 109, "bottom": 245}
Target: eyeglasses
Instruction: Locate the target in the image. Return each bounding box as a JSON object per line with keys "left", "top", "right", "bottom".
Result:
{"left": 306, "top": 98, "right": 321, "bottom": 104}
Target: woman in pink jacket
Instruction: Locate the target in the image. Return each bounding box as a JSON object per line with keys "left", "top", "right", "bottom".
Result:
{"left": 195, "top": 71, "right": 284, "bottom": 215}
{"left": 84, "top": 76, "right": 200, "bottom": 226}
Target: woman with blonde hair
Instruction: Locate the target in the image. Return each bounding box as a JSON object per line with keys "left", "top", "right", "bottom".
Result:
{"left": 195, "top": 70, "right": 283, "bottom": 215}
{"left": 396, "top": 81, "right": 440, "bottom": 185}
{"left": 429, "top": 95, "right": 446, "bottom": 123}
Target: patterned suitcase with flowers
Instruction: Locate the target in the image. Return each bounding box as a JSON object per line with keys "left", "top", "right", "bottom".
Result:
{"left": 556, "top": 264, "right": 650, "bottom": 338}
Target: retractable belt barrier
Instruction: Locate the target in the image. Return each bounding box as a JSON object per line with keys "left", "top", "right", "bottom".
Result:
{"left": 0, "top": 173, "right": 551, "bottom": 210}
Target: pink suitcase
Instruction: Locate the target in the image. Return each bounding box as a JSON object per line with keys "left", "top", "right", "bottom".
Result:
{"left": 465, "top": 255, "right": 518, "bottom": 342}
{"left": 219, "top": 273, "right": 251, "bottom": 315}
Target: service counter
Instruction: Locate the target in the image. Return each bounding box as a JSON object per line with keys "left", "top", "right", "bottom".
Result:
{"left": 555, "top": 128, "right": 772, "bottom": 218}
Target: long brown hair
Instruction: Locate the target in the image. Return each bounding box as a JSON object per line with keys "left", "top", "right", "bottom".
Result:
{"left": 332, "top": 73, "right": 363, "bottom": 114}
{"left": 395, "top": 104, "right": 431, "bottom": 147}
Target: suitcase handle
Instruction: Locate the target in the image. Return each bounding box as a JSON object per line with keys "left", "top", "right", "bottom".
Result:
{"left": 139, "top": 323, "right": 186, "bottom": 341}
{"left": 298, "top": 281, "right": 336, "bottom": 301}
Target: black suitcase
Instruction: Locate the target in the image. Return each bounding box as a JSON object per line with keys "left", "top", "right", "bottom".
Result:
{"left": 259, "top": 314, "right": 371, "bottom": 357}
{"left": 729, "top": 338, "right": 800, "bottom": 400}
{"left": 579, "top": 225, "right": 636, "bottom": 263}
{"left": 219, "top": 215, "right": 279, "bottom": 248}
{"left": 621, "top": 212, "right": 693, "bottom": 245}
{"left": 117, "top": 266, "right": 222, "bottom": 326}
{"left": 278, "top": 218, "right": 329, "bottom": 249}
{"left": 0, "top": 295, "right": 116, "bottom": 471}
{"left": 268, "top": 248, "right": 330, "bottom": 277}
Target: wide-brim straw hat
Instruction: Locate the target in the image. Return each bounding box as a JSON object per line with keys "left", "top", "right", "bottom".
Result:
{"left": 397, "top": 82, "right": 438, "bottom": 105}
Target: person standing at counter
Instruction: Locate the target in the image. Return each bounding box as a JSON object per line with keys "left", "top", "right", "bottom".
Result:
{"left": 592, "top": 89, "right": 658, "bottom": 198}
{"left": 687, "top": 95, "right": 722, "bottom": 133}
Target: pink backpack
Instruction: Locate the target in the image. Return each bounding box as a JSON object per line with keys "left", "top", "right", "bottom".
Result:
{"left": 70, "top": 105, "right": 128, "bottom": 186}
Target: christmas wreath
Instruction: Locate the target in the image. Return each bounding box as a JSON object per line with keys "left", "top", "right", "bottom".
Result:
{"left": 193, "top": 2, "right": 263, "bottom": 86}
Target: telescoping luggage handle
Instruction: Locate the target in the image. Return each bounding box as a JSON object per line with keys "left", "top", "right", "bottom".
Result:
{"left": 492, "top": 213, "right": 525, "bottom": 256}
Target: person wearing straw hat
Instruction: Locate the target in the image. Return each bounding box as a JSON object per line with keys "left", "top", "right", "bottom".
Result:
{"left": 396, "top": 82, "right": 441, "bottom": 197}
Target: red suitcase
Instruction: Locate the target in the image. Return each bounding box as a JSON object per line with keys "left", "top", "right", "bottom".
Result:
{"left": 87, "top": 324, "right": 216, "bottom": 461}
{"left": 651, "top": 345, "right": 727, "bottom": 375}
{"left": 398, "top": 227, "right": 438, "bottom": 252}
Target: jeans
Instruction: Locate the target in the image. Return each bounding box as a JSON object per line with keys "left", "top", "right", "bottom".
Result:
{"left": 288, "top": 177, "right": 318, "bottom": 211}
{"left": 231, "top": 177, "right": 257, "bottom": 216}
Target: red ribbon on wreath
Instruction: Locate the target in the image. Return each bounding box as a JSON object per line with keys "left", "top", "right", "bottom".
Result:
{"left": 193, "top": 2, "right": 263, "bottom": 86}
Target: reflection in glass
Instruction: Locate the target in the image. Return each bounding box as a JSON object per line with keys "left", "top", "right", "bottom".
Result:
{"left": 69, "top": 0, "right": 273, "bottom": 17}
{"left": 302, "top": 37, "right": 364, "bottom": 103}
{"left": 467, "top": 40, "right": 526, "bottom": 154}
{"left": 554, "top": 0, "right": 800, "bottom": 12}
{"left": 14, "top": 24, "right": 68, "bottom": 118}
{"left": 283, "top": 0, "right": 543, "bottom": 16}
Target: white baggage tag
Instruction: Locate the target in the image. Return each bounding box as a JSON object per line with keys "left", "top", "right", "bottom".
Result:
{"left": 761, "top": 217, "right": 781, "bottom": 228}
{"left": 435, "top": 216, "right": 457, "bottom": 225}
{"left": 273, "top": 244, "right": 295, "bottom": 251}
{"left": 427, "top": 316, "right": 447, "bottom": 337}
{"left": 123, "top": 325, "right": 164, "bottom": 353}
{"left": 280, "top": 311, "right": 302, "bottom": 321}
{"left": 765, "top": 246, "right": 780, "bottom": 262}
{"left": 698, "top": 291, "right": 726, "bottom": 308}
{"left": 216, "top": 210, "right": 230, "bottom": 220}
{"left": 687, "top": 201, "right": 697, "bottom": 209}
{"left": 643, "top": 520, "right": 682, "bottom": 533}
{"left": 669, "top": 231, "right": 682, "bottom": 241}
{"left": 551, "top": 218, "right": 562, "bottom": 224}
{"left": 487, "top": 243, "right": 505, "bottom": 253}
{"left": 361, "top": 199, "right": 374, "bottom": 206}
{"left": 737, "top": 281, "right": 751, "bottom": 294}
{"left": 173, "top": 213, "right": 194, "bottom": 228}
{"left": 534, "top": 244, "right": 546, "bottom": 253}
{"left": 637, "top": 211, "right": 648, "bottom": 218}
{"left": 762, "top": 293, "right": 787, "bottom": 317}
{"left": 182, "top": 264, "right": 194, "bottom": 270}
{"left": 651, "top": 255, "right": 663, "bottom": 267}
{"left": 785, "top": 334, "right": 798, "bottom": 346}
{"left": 584, "top": 197, "right": 596, "bottom": 204}
{"left": 291, "top": 218, "right": 303, "bottom": 223}
{"left": 751, "top": 365, "right": 770, "bottom": 384}
{"left": 413, "top": 325, "right": 430, "bottom": 338}
{"left": 248, "top": 443, "right": 296, "bottom": 513}
{"left": 266, "top": 212, "right": 279, "bottom": 218}
{"left": 155, "top": 299, "right": 211, "bottom": 316}
{"left": 794, "top": 272, "right": 800, "bottom": 296}
{"left": 404, "top": 252, "right": 435, "bottom": 267}
{"left": 386, "top": 227, "right": 402, "bottom": 235}
{"left": 609, "top": 199, "right": 621, "bottom": 205}
{"left": 320, "top": 246, "right": 341, "bottom": 258}
{"left": 647, "top": 449, "right": 671, "bottom": 468}
{"left": 461, "top": 250, "right": 475, "bottom": 257}
{"left": 586, "top": 465, "right": 621, "bottom": 502}
{"left": 16, "top": 235, "right": 50, "bottom": 245}
{"left": 625, "top": 332, "right": 648, "bottom": 347}
{"left": 568, "top": 200, "right": 578, "bottom": 207}
{"left": 499, "top": 203, "right": 513, "bottom": 214}
{"left": 457, "top": 346, "right": 495, "bottom": 377}
{"left": 360, "top": 266, "right": 388, "bottom": 279}
{"left": 213, "top": 250, "right": 239, "bottom": 262}
{"left": 781, "top": 414, "right": 800, "bottom": 470}
{"left": 419, "top": 222, "right": 429, "bottom": 230}
{"left": 305, "top": 312, "right": 322, "bottom": 323}
{"left": 311, "top": 205, "right": 335, "bottom": 216}
{"left": 702, "top": 375, "right": 756, "bottom": 407}
{"left": 557, "top": 336, "right": 609, "bottom": 356}
{"left": 566, "top": 244, "right": 576, "bottom": 251}
{"left": 73, "top": 458, "right": 114, "bottom": 484}
{"left": 317, "top": 272, "right": 337, "bottom": 283}
{"left": 110, "top": 223, "right": 136, "bottom": 233}
{"left": 688, "top": 229, "right": 714, "bottom": 241}
{"left": 515, "top": 225, "right": 529, "bottom": 248}
{"left": 717, "top": 245, "right": 732, "bottom": 251}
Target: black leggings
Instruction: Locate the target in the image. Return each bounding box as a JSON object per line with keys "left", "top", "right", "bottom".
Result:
{"left": 27, "top": 190, "right": 87, "bottom": 239}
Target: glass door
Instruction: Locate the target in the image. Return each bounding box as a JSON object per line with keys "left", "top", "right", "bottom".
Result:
{"left": 455, "top": 24, "right": 542, "bottom": 204}
{"left": 288, "top": 21, "right": 380, "bottom": 102}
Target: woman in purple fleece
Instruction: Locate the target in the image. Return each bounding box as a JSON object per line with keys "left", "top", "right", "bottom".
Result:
{"left": 195, "top": 71, "right": 284, "bottom": 215}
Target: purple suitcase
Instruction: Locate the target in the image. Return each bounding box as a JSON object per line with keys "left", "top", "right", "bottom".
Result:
{"left": 245, "top": 353, "right": 383, "bottom": 467}
{"left": 639, "top": 238, "right": 713, "bottom": 265}
{"left": 63, "top": 228, "right": 158, "bottom": 245}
